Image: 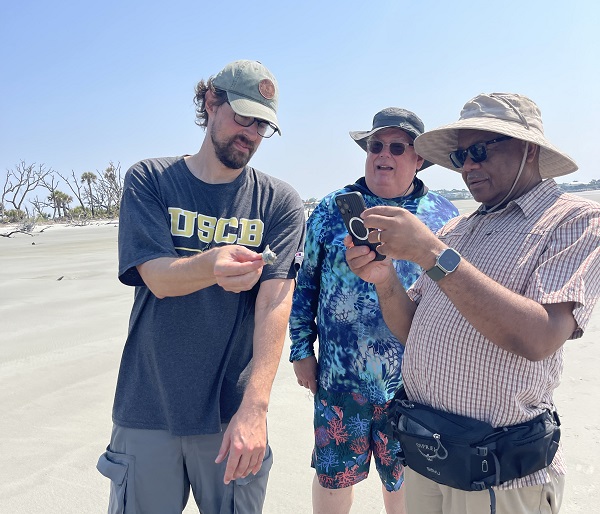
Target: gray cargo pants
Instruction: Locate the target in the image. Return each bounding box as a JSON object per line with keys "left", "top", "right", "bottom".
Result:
{"left": 96, "top": 424, "right": 273, "bottom": 514}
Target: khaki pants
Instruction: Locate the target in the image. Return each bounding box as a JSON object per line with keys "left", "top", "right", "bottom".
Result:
{"left": 404, "top": 467, "right": 564, "bottom": 514}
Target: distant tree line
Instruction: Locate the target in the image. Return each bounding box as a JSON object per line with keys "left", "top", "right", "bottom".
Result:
{"left": 1, "top": 161, "right": 124, "bottom": 228}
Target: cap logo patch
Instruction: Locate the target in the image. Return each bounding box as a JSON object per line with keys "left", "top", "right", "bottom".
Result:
{"left": 258, "top": 79, "right": 275, "bottom": 100}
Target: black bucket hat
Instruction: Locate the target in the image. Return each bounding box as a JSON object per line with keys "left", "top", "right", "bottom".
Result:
{"left": 349, "top": 107, "right": 433, "bottom": 170}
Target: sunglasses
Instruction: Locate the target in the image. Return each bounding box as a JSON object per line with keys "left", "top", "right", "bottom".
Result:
{"left": 367, "top": 140, "right": 413, "bottom": 156}
{"left": 449, "top": 135, "right": 512, "bottom": 168}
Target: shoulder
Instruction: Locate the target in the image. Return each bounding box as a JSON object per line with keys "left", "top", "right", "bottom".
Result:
{"left": 526, "top": 183, "right": 600, "bottom": 225}
{"left": 246, "top": 167, "right": 303, "bottom": 206}
{"left": 125, "top": 156, "right": 184, "bottom": 184}
{"left": 555, "top": 191, "right": 600, "bottom": 214}
{"left": 127, "top": 156, "right": 182, "bottom": 174}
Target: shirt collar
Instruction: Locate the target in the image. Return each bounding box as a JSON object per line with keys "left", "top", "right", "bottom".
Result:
{"left": 470, "top": 179, "right": 559, "bottom": 220}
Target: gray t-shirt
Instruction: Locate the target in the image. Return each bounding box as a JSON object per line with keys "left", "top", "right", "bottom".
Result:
{"left": 113, "top": 156, "right": 305, "bottom": 435}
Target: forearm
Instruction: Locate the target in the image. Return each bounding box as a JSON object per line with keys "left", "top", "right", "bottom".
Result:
{"left": 137, "top": 252, "right": 217, "bottom": 298}
{"left": 137, "top": 245, "right": 264, "bottom": 299}
{"left": 240, "top": 280, "right": 294, "bottom": 412}
{"left": 375, "top": 267, "right": 417, "bottom": 344}
{"left": 437, "top": 259, "right": 576, "bottom": 360}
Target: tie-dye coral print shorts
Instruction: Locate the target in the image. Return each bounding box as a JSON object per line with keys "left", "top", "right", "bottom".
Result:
{"left": 311, "top": 387, "right": 404, "bottom": 491}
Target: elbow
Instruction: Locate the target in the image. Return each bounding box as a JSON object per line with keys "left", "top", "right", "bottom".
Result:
{"left": 146, "top": 284, "right": 168, "bottom": 299}
{"left": 137, "top": 261, "right": 172, "bottom": 299}
{"left": 505, "top": 336, "right": 564, "bottom": 362}
{"left": 141, "top": 276, "right": 172, "bottom": 299}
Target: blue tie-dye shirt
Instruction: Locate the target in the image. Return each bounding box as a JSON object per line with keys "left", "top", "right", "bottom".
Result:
{"left": 289, "top": 177, "right": 458, "bottom": 404}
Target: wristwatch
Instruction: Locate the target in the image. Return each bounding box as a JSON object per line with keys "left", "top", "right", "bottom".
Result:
{"left": 426, "top": 248, "right": 461, "bottom": 282}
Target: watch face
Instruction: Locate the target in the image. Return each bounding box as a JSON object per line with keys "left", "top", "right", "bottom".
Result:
{"left": 438, "top": 249, "right": 461, "bottom": 273}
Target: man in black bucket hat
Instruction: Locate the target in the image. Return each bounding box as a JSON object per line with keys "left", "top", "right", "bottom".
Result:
{"left": 289, "top": 107, "right": 458, "bottom": 513}
{"left": 345, "top": 93, "right": 600, "bottom": 513}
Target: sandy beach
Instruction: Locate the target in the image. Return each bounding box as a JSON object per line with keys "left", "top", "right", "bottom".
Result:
{"left": 1, "top": 194, "right": 599, "bottom": 513}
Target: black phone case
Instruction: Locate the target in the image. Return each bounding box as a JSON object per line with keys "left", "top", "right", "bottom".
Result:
{"left": 335, "top": 192, "right": 385, "bottom": 261}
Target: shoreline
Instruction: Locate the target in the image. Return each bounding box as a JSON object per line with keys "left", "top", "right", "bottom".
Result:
{"left": 4, "top": 191, "right": 600, "bottom": 237}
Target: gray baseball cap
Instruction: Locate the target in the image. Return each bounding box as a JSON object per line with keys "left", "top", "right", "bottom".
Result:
{"left": 212, "top": 60, "right": 281, "bottom": 135}
{"left": 350, "top": 107, "right": 432, "bottom": 169}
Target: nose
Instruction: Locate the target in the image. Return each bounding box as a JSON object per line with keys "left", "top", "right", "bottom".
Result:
{"left": 377, "top": 146, "right": 391, "bottom": 157}
{"left": 240, "top": 121, "right": 260, "bottom": 141}
{"left": 461, "top": 155, "right": 480, "bottom": 172}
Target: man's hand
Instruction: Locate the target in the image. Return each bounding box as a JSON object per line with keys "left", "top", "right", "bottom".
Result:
{"left": 213, "top": 245, "right": 265, "bottom": 293}
{"left": 344, "top": 235, "right": 396, "bottom": 285}
{"left": 215, "top": 405, "right": 267, "bottom": 484}
{"left": 362, "top": 206, "right": 444, "bottom": 267}
{"left": 293, "top": 356, "right": 318, "bottom": 394}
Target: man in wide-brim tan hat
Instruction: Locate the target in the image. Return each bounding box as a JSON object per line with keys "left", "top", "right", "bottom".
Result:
{"left": 344, "top": 92, "right": 600, "bottom": 514}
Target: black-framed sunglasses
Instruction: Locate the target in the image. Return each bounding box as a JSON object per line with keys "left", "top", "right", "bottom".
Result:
{"left": 449, "top": 135, "right": 512, "bottom": 168}
{"left": 366, "top": 140, "right": 413, "bottom": 156}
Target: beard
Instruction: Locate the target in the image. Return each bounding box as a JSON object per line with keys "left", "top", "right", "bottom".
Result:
{"left": 210, "top": 126, "right": 257, "bottom": 170}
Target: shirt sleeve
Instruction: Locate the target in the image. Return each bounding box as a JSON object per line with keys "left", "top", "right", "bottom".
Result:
{"left": 118, "top": 163, "right": 179, "bottom": 286}
{"left": 524, "top": 207, "right": 600, "bottom": 338}
{"left": 289, "top": 200, "right": 329, "bottom": 361}
{"left": 259, "top": 184, "right": 306, "bottom": 283}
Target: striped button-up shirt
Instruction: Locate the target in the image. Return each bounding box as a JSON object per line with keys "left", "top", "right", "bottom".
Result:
{"left": 404, "top": 179, "right": 600, "bottom": 488}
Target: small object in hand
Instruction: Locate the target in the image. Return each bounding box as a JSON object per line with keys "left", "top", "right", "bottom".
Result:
{"left": 262, "top": 245, "right": 277, "bottom": 265}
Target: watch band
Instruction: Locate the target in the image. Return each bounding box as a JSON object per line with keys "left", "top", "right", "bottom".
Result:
{"left": 425, "top": 263, "right": 448, "bottom": 282}
{"left": 426, "top": 248, "right": 461, "bottom": 282}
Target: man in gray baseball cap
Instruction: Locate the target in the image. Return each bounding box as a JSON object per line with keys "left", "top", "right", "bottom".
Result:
{"left": 96, "top": 60, "right": 305, "bottom": 514}
{"left": 289, "top": 107, "right": 457, "bottom": 514}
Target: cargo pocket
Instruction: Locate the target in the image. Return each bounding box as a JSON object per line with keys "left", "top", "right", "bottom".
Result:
{"left": 97, "top": 447, "right": 136, "bottom": 514}
{"left": 232, "top": 445, "right": 273, "bottom": 514}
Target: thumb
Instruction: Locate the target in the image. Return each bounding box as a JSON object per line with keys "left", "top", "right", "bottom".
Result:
{"left": 215, "top": 432, "right": 230, "bottom": 464}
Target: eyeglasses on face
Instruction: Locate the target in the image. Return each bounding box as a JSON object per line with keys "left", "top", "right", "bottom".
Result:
{"left": 449, "top": 135, "right": 513, "bottom": 168}
{"left": 366, "top": 140, "right": 413, "bottom": 156}
{"left": 225, "top": 101, "right": 277, "bottom": 138}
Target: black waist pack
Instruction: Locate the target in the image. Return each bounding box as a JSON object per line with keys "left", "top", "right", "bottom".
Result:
{"left": 390, "top": 389, "right": 561, "bottom": 492}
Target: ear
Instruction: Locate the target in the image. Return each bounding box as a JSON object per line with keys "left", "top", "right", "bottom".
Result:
{"left": 415, "top": 154, "right": 425, "bottom": 170}
{"left": 525, "top": 142, "right": 539, "bottom": 163}
{"left": 205, "top": 89, "right": 219, "bottom": 116}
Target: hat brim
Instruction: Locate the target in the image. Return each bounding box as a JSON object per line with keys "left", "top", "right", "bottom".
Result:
{"left": 349, "top": 127, "right": 433, "bottom": 170}
{"left": 414, "top": 118, "right": 577, "bottom": 179}
{"left": 227, "top": 92, "right": 281, "bottom": 135}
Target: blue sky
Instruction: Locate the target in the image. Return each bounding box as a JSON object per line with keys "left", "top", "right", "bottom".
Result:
{"left": 1, "top": 1, "right": 599, "bottom": 201}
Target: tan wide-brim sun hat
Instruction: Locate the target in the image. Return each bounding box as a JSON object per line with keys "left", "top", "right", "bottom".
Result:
{"left": 414, "top": 93, "right": 578, "bottom": 179}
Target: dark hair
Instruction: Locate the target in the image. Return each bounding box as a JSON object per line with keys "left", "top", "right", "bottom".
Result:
{"left": 193, "top": 78, "right": 228, "bottom": 129}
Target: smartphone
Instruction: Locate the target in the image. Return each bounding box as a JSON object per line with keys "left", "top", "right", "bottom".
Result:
{"left": 335, "top": 191, "right": 385, "bottom": 261}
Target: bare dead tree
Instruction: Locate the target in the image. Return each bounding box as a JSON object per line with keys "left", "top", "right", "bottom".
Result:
{"left": 41, "top": 174, "right": 62, "bottom": 219}
{"left": 95, "top": 162, "right": 123, "bottom": 217}
{"left": 2, "top": 162, "right": 52, "bottom": 213}
{"left": 57, "top": 170, "right": 87, "bottom": 211}
{"left": 30, "top": 196, "right": 52, "bottom": 219}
